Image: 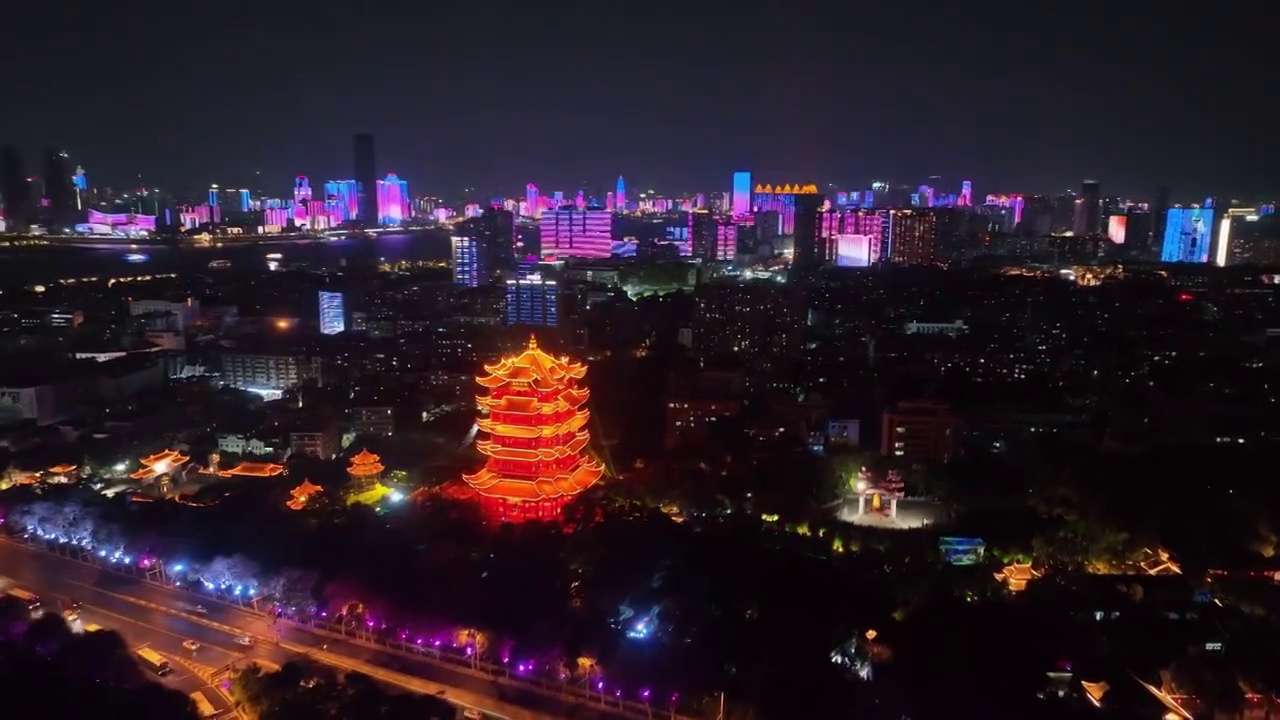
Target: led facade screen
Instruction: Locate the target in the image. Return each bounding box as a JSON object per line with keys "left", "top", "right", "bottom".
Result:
{"left": 1161, "top": 207, "right": 1215, "bottom": 263}
{"left": 834, "top": 234, "right": 874, "bottom": 267}
{"left": 1107, "top": 215, "right": 1127, "bottom": 244}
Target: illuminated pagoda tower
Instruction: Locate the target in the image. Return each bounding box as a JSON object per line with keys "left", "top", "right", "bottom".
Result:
{"left": 462, "top": 336, "right": 603, "bottom": 521}
{"left": 347, "top": 449, "right": 384, "bottom": 491}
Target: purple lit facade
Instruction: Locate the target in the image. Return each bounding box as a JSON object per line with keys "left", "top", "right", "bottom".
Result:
{"left": 541, "top": 208, "right": 613, "bottom": 258}
{"left": 731, "top": 171, "right": 752, "bottom": 217}
{"left": 294, "top": 176, "right": 312, "bottom": 205}
{"left": 616, "top": 176, "right": 626, "bottom": 212}
{"left": 525, "top": 184, "right": 540, "bottom": 218}
{"left": 87, "top": 209, "right": 156, "bottom": 232}
{"left": 376, "top": 173, "right": 410, "bottom": 226}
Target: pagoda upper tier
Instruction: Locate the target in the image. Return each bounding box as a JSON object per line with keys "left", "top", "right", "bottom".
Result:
{"left": 462, "top": 336, "right": 603, "bottom": 520}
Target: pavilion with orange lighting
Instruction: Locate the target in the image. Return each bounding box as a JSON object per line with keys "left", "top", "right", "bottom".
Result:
{"left": 461, "top": 336, "right": 603, "bottom": 521}
{"left": 130, "top": 449, "right": 190, "bottom": 482}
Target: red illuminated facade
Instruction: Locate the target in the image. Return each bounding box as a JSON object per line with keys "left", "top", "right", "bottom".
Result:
{"left": 462, "top": 336, "right": 603, "bottom": 520}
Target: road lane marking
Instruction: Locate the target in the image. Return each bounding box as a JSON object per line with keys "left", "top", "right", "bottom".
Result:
{"left": 79, "top": 604, "right": 243, "bottom": 659}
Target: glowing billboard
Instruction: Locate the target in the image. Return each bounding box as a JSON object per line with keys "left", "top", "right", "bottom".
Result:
{"left": 1106, "top": 215, "right": 1127, "bottom": 244}
{"left": 834, "top": 234, "right": 874, "bottom": 267}
{"left": 1160, "top": 207, "right": 1215, "bottom": 263}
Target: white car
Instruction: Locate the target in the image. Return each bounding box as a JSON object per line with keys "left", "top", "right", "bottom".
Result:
{"left": 234, "top": 635, "right": 253, "bottom": 646}
{"left": 182, "top": 640, "right": 200, "bottom": 651}
{"left": 190, "top": 605, "right": 208, "bottom": 614}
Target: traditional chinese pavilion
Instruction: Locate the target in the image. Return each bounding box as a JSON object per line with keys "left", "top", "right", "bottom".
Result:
{"left": 347, "top": 449, "right": 384, "bottom": 490}
{"left": 130, "top": 449, "right": 190, "bottom": 481}
{"left": 462, "top": 336, "right": 603, "bottom": 521}
{"left": 287, "top": 479, "right": 323, "bottom": 510}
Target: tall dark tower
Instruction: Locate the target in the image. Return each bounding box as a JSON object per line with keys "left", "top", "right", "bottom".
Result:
{"left": 0, "top": 146, "right": 32, "bottom": 233}
{"left": 1073, "top": 180, "right": 1101, "bottom": 236}
{"left": 789, "top": 191, "right": 827, "bottom": 280}
{"left": 1152, "top": 185, "right": 1171, "bottom": 256}
{"left": 42, "top": 148, "right": 76, "bottom": 230}
{"left": 353, "top": 133, "right": 377, "bottom": 225}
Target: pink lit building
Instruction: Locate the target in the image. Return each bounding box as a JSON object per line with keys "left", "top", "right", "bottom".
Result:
{"left": 376, "top": 174, "right": 410, "bottom": 225}
{"left": 294, "top": 176, "right": 312, "bottom": 204}
{"left": 541, "top": 208, "right": 613, "bottom": 258}
{"left": 524, "top": 184, "right": 540, "bottom": 218}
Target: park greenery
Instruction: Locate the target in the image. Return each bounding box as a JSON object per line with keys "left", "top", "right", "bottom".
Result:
{"left": 4, "top": 437, "right": 1280, "bottom": 717}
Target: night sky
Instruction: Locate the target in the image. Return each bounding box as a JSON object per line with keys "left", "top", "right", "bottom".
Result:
{"left": 3, "top": 4, "right": 1273, "bottom": 201}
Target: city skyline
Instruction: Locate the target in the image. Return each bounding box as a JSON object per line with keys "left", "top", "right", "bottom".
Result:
{"left": 0, "top": 7, "right": 1275, "bottom": 201}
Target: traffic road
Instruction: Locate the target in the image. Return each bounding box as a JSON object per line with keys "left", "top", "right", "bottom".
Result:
{"left": 0, "top": 539, "right": 630, "bottom": 720}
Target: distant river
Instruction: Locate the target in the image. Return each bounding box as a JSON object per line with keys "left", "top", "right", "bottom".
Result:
{"left": 0, "top": 232, "right": 452, "bottom": 287}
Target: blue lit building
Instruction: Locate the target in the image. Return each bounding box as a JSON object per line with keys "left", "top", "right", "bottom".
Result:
{"left": 505, "top": 270, "right": 557, "bottom": 327}
{"left": 452, "top": 235, "right": 479, "bottom": 287}
{"left": 325, "top": 180, "right": 360, "bottom": 222}
{"left": 318, "top": 291, "right": 345, "bottom": 334}
{"left": 1160, "top": 207, "right": 1215, "bottom": 263}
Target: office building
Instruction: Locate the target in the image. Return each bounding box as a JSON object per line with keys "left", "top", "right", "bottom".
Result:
{"left": 616, "top": 176, "right": 626, "bottom": 212}
{"left": 505, "top": 271, "right": 558, "bottom": 327}
{"left": 318, "top": 291, "right": 345, "bottom": 334}
{"left": 353, "top": 133, "right": 377, "bottom": 224}
{"left": 524, "top": 183, "right": 540, "bottom": 218}
{"left": 540, "top": 208, "right": 613, "bottom": 258}
{"left": 376, "top": 173, "right": 409, "bottom": 225}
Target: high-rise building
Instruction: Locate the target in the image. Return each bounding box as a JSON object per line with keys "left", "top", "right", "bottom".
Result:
{"left": 732, "top": 171, "right": 752, "bottom": 217}
{"left": 375, "top": 173, "right": 409, "bottom": 225}
{"left": 71, "top": 166, "right": 87, "bottom": 210}
{"left": 294, "top": 176, "right": 312, "bottom": 205}
{"left": 1, "top": 146, "right": 32, "bottom": 232}
{"left": 451, "top": 207, "right": 515, "bottom": 285}
{"left": 689, "top": 210, "right": 737, "bottom": 262}
{"left": 353, "top": 133, "right": 377, "bottom": 224}
{"left": 1151, "top": 186, "right": 1171, "bottom": 255}
{"left": 540, "top": 208, "right": 613, "bottom": 258}
{"left": 41, "top": 148, "right": 76, "bottom": 230}
{"left": 887, "top": 209, "right": 940, "bottom": 265}
{"left": 505, "top": 270, "right": 558, "bottom": 327}
{"left": 318, "top": 291, "right": 345, "bottom": 334}
{"left": 452, "top": 235, "right": 479, "bottom": 287}
{"left": 1073, "top": 180, "right": 1101, "bottom": 236}
{"left": 616, "top": 176, "right": 626, "bottom": 212}
{"left": 790, "top": 191, "right": 827, "bottom": 277}
{"left": 1160, "top": 206, "right": 1215, "bottom": 263}
{"left": 525, "top": 183, "right": 540, "bottom": 218}
{"left": 325, "top": 180, "right": 359, "bottom": 222}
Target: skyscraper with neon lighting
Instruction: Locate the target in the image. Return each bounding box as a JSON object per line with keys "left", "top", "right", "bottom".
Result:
{"left": 616, "top": 176, "right": 626, "bottom": 212}
{"left": 732, "top": 171, "right": 752, "bottom": 216}
{"left": 294, "top": 176, "right": 312, "bottom": 205}
{"left": 525, "top": 183, "right": 540, "bottom": 218}
{"left": 375, "top": 173, "right": 409, "bottom": 226}
{"left": 325, "top": 180, "right": 359, "bottom": 222}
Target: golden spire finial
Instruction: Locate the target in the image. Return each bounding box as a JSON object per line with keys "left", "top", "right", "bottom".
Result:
{"left": 528, "top": 334, "right": 538, "bottom": 350}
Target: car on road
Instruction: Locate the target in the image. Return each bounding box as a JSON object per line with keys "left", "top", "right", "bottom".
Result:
{"left": 234, "top": 635, "right": 253, "bottom": 646}
{"left": 462, "top": 710, "right": 483, "bottom": 720}
{"left": 61, "top": 601, "right": 82, "bottom": 621}
{"left": 433, "top": 690, "right": 446, "bottom": 698}
{"left": 182, "top": 640, "right": 201, "bottom": 652}
{"left": 190, "top": 605, "right": 208, "bottom": 614}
